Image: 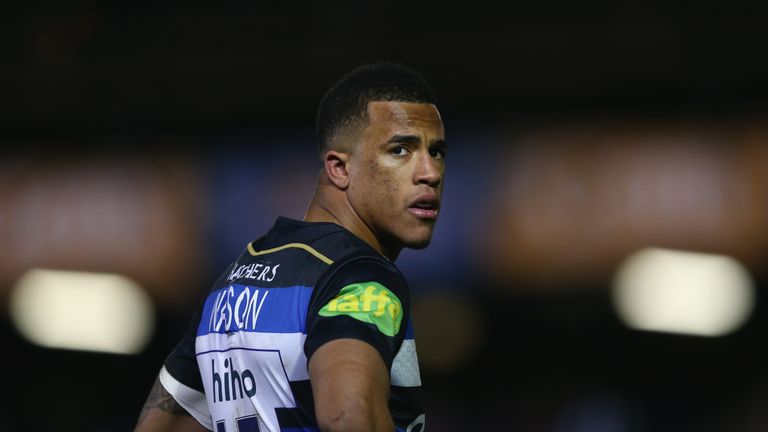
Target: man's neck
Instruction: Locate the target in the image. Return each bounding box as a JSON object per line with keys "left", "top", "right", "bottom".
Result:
{"left": 304, "top": 182, "right": 401, "bottom": 261}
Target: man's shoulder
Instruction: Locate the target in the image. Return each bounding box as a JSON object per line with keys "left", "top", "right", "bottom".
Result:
{"left": 319, "top": 243, "right": 405, "bottom": 292}
{"left": 263, "top": 217, "right": 381, "bottom": 265}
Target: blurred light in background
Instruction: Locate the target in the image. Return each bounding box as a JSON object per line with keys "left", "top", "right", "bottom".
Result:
{"left": 0, "top": 156, "right": 204, "bottom": 307}
{"left": 10, "top": 268, "right": 155, "bottom": 354}
{"left": 480, "top": 123, "right": 768, "bottom": 291}
{"left": 612, "top": 248, "right": 755, "bottom": 337}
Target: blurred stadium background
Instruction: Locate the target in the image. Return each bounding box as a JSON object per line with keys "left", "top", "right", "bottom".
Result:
{"left": 2, "top": 2, "right": 768, "bottom": 431}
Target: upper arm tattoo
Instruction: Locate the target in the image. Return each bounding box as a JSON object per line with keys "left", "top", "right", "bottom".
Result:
{"left": 137, "top": 376, "right": 192, "bottom": 424}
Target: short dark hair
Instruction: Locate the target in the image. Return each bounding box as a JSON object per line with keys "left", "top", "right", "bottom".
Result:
{"left": 316, "top": 62, "right": 438, "bottom": 155}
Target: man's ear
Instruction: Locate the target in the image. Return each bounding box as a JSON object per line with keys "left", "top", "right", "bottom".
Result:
{"left": 323, "top": 150, "right": 351, "bottom": 190}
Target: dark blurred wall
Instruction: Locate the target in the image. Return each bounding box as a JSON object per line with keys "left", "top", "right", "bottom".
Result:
{"left": 3, "top": 2, "right": 768, "bottom": 136}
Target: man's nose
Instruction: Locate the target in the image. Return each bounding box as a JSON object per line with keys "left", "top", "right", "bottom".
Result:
{"left": 413, "top": 151, "right": 442, "bottom": 187}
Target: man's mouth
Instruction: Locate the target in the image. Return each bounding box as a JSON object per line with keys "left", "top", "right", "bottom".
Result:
{"left": 408, "top": 197, "right": 440, "bottom": 219}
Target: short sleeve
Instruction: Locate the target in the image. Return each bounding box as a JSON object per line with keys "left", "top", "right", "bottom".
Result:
{"left": 304, "top": 256, "right": 411, "bottom": 369}
{"left": 161, "top": 305, "right": 212, "bottom": 429}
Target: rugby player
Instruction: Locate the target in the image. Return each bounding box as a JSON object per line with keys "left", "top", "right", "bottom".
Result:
{"left": 135, "top": 62, "right": 446, "bottom": 432}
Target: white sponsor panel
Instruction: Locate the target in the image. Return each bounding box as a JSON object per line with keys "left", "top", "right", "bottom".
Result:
{"left": 198, "top": 346, "right": 297, "bottom": 432}
{"left": 197, "top": 331, "right": 309, "bottom": 381}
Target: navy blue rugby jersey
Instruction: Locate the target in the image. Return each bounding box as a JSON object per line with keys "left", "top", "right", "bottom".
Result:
{"left": 160, "top": 217, "right": 425, "bottom": 432}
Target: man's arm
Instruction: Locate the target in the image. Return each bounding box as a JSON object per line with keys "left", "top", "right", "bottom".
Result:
{"left": 309, "top": 338, "right": 394, "bottom": 432}
{"left": 134, "top": 375, "right": 209, "bottom": 432}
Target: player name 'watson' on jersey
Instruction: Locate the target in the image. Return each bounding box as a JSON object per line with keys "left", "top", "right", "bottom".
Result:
{"left": 160, "top": 217, "right": 426, "bottom": 432}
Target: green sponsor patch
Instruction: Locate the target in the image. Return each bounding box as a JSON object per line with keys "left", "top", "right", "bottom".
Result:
{"left": 319, "top": 281, "right": 403, "bottom": 337}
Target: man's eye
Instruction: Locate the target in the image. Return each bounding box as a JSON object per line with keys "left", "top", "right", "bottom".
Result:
{"left": 391, "top": 146, "right": 408, "bottom": 156}
{"left": 430, "top": 148, "right": 446, "bottom": 159}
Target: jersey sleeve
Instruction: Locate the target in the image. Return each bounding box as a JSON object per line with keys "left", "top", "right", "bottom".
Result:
{"left": 161, "top": 305, "right": 213, "bottom": 430}
{"left": 304, "top": 255, "right": 411, "bottom": 370}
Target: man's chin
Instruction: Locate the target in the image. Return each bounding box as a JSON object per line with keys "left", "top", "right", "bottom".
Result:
{"left": 403, "top": 237, "right": 432, "bottom": 250}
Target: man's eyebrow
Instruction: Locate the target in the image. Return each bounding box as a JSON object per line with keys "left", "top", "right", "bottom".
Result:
{"left": 387, "top": 135, "right": 447, "bottom": 148}
{"left": 387, "top": 134, "right": 421, "bottom": 145}
{"left": 431, "top": 138, "right": 447, "bottom": 148}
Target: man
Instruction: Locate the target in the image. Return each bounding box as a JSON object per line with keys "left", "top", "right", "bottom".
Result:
{"left": 135, "top": 62, "right": 446, "bottom": 432}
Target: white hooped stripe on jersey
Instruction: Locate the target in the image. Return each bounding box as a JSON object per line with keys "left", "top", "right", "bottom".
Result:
{"left": 390, "top": 339, "right": 422, "bottom": 387}
{"left": 196, "top": 331, "right": 422, "bottom": 386}
{"left": 159, "top": 365, "right": 212, "bottom": 430}
{"left": 196, "top": 332, "right": 311, "bottom": 381}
